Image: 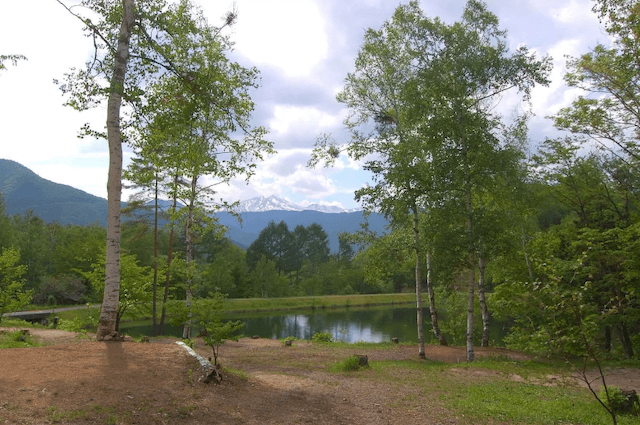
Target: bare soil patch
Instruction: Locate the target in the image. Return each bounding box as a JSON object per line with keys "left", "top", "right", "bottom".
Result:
{"left": 0, "top": 328, "right": 637, "bottom": 424}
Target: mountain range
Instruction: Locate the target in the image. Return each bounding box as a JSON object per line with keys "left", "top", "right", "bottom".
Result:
{"left": 0, "top": 159, "right": 388, "bottom": 252}
{"left": 233, "top": 195, "right": 362, "bottom": 214}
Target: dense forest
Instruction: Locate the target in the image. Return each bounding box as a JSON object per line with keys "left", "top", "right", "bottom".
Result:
{"left": 1, "top": 0, "right": 639, "bottom": 362}
{"left": 0, "top": 197, "right": 390, "bottom": 304}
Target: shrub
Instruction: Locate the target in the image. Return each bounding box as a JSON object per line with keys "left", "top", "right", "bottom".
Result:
{"left": 312, "top": 332, "right": 333, "bottom": 343}
{"left": 32, "top": 275, "right": 88, "bottom": 305}
{"left": 598, "top": 385, "right": 639, "bottom": 415}
{"left": 330, "top": 355, "right": 368, "bottom": 372}
{"left": 0, "top": 330, "right": 42, "bottom": 348}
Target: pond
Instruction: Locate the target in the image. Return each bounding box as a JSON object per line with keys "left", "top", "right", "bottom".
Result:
{"left": 120, "top": 305, "right": 510, "bottom": 345}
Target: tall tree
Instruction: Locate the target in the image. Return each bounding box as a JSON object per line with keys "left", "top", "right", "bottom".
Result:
{"left": 312, "top": 1, "right": 550, "bottom": 359}
{"left": 554, "top": 0, "right": 640, "bottom": 163}
{"left": 311, "top": 2, "right": 450, "bottom": 356}
{"left": 56, "top": 0, "right": 247, "bottom": 339}
{"left": 411, "top": 0, "right": 550, "bottom": 361}
{"left": 246, "top": 221, "right": 295, "bottom": 275}
{"left": 0, "top": 247, "right": 32, "bottom": 323}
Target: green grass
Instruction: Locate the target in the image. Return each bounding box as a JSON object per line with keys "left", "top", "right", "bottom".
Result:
{"left": 225, "top": 293, "right": 415, "bottom": 313}
{"left": 46, "top": 406, "right": 91, "bottom": 423}
{"left": 0, "top": 330, "right": 44, "bottom": 349}
{"left": 52, "top": 307, "right": 100, "bottom": 323}
{"left": 365, "top": 357, "right": 637, "bottom": 425}
{"left": 329, "top": 355, "right": 370, "bottom": 372}
{"left": 0, "top": 318, "right": 47, "bottom": 329}
{"left": 451, "top": 381, "right": 638, "bottom": 425}
{"left": 31, "top": 294, "right": 415, "bottom": 326}
{"left": 222, "top": 366, "right": 250, "bottom": 380}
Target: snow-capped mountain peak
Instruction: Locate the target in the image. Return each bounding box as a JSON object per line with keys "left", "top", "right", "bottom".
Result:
{"left": 233, "top": 195, "right": 362, "bottom": 214}
{"left": 233, "top": 195, "right": 301, "bottom": 213}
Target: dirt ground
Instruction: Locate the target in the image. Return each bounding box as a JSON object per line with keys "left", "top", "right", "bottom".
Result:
{"left": 0, "top": 328, "right": 638, "bottom": 424}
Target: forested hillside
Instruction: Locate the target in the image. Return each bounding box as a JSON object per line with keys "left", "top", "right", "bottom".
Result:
{"left": 0, "top": 159, "right": 108, "bottom": 226}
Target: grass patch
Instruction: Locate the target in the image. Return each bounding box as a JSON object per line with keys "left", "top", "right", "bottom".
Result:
{"left": 46, "top": 406, "right": 90, "bottom": 423}
{"left": 450, "top": 381, "right": 638, "bottom": 425}
{"left": 0, "top": 318, "right": 47, "bottom": 329}
{"left": 312, "top": 332, "right": 334, "bottom": 343}
{"left": 0, "top": 330, "right": 44, "bottom": 349}
{"left": 330, "top": 340, "right": 405, "bottom": 349}
{"left": 54, "top": 307, "right": 100, "bottom": 325}
{"left": 451, "top": 357, "right": 570, "bottom": 379}
{"left": 225, "top": 293, "right": 415, "bottom": 313}
{"left": 329, "top": 355, "right": 370, "bottom": 373}
{"left": 223, "top": 366, "right": 250, "bottom": 380}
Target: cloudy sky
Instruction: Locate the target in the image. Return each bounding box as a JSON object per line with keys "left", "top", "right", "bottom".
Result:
{"left": 1, "top": 0, "right": 605, "bottom": 210}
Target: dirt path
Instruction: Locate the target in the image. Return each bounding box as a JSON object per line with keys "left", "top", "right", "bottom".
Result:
{"left": 0, "top": 328, "right": 637, "bottom": 424}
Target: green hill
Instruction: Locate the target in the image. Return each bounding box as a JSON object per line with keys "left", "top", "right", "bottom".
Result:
{"left": 0, "top": 159, "right": 389, "bottom": 251}
{"left": 0, "top": 158, "right": 108, "bottom": 226}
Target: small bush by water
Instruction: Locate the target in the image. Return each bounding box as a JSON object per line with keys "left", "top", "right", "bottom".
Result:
{"left": 312, "top": 332, "right": 334, "bottom": 343}
{"left": 330, "top": 355, "right": 369, "bottom": 372}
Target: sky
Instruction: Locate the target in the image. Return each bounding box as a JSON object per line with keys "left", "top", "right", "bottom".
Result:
{"left": 0, "top": 0, "right": 606, "bottom": 210}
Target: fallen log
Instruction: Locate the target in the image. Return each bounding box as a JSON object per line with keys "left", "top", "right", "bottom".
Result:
{"left": 175, "top": 341, "right": 222, "bottom": 383}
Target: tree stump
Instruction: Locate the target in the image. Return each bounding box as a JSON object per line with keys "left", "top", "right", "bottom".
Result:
{"left": 392, "top": 337, "right": 399, "bottom": 344}
{"left": 620, "top": 389, "right": 639, "bottom": 413}
{"left": 355, "top": 355, "right": 369, "bottom": 367}
{"left": 103, "top": 332, "right": 125, "bottom": 341}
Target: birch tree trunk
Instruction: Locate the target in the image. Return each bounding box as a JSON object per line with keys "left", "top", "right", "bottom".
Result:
{"left": 97, "top": 0, "right": 135, "bottom": 340}
{"left": 462, "top": 134, "right": 475, "bottom": 362}
{"left": 466, "top": 262, "right": 475, "bottom": 362}
{"left": 158, "top": 173, "right": 178, "bottom": 335}
{"left": 477, "top": 255, "right": 490, "bottom": 347}
{"left": 426, "top": 249, "right": 448, "bottom": 346}
{"left": 182, "top": 174, "right": 197, "bottom": 340}
{"left": 152, "top": 167, "right": 159, "bottom": 336}
{"left": 412, "top": 208, "right": 426, "bottom": 359}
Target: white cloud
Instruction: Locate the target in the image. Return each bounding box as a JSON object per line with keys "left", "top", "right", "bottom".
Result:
{"left": 269, "top": 105, "right": 342, "bottom": 137}
{"left": 549, "top": 0, "right": 596, "bottom": 25}
{"left": 198, "top": 0, "right": 329, "bottom": 78}
{"left": 530, "top": 38, "right": 586, "bottom": 116}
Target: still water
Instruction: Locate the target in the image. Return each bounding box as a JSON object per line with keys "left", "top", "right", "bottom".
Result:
{"left": 120, "top": 305, "right": 509, "bottom": 344}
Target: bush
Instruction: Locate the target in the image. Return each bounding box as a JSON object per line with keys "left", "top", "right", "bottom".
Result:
{"left": 330, "top": 355, "right": 368, "bottom": 372}
{"left": 311, "top": 332, "right": 334, "bottom": 343}
{"left": 32, "top": 275, "right": 88, "bottom": 305}
{"left": 57, "top": 315, "right": 96, "bottom": 333}
{"left": 0, "top": 330, "right": 42, "bottom": 348}
{"left": 598, "top": 386, "right": 639, "bottom": 415}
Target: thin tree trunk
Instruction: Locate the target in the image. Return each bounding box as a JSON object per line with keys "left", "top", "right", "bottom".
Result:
{"left": 464, "top": 165, "right": 475, "bottom": 361}
{"left": 477, "top": 255, "right": 490, "bottom": 347}
{"left": 412, "top": 207, "right": 426, "bottom": 359}
{"left": 182, "top": 174, "right": 197, "bottom": 340}
{"left": 152, "top": 168, "right": 159, "bottom": 336}
{"left": 97, "top": 0, "right": 135, "bottom": 340}
{"left": 521, "top": 227, "right": 534, "bottom": 282}
{"left": 603, "top": 326, "right": 612, "bottom": 353}
{"left": 159, "top": 173, "right": 178, "bottom": 335}
{"left": 426, "top": 249, "right": 447, "bottom": 346}
{"left": 466, "top": 264, "right": 475, "bottom": 362}
{"left": 618, "top": 324, "right": 634, "bottom": 359}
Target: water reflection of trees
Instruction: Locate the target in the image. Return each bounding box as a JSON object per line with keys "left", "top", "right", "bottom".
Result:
{"left": 237, "top": 307, "right": 433, "bottom": 343}
{"left": 122, "top": 306, "right": 507, "bottom": 344}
